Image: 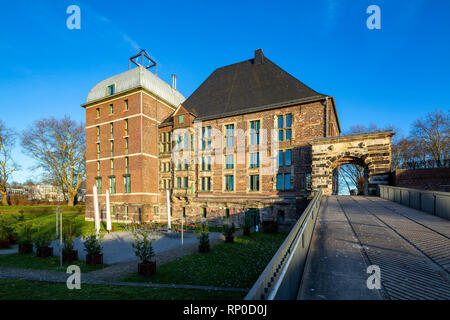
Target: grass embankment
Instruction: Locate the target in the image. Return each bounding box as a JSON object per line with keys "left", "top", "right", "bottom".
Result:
{"left": 123, "top": 232, "right": 287, "bottom": 288}
{"left": 0, "top": 253, "right": 107, "bottom": 273}
{"left": 0, "top": 279, "right": 244, "bottom": 300}
{"left": 0, "top": 205, "right": 125, "bottom": 238}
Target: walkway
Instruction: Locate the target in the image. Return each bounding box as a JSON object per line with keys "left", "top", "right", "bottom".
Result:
{"left": 299, "top": 196, "right": 450, "bottom": 300}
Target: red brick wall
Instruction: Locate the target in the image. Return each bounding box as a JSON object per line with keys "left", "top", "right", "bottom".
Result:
{"left": 393, "top": 168, "right": 450, "bottom": 192}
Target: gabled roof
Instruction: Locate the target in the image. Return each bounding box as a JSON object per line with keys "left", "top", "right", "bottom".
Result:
{"left": 182, "top": 49, "right": 327, "bottom": 121}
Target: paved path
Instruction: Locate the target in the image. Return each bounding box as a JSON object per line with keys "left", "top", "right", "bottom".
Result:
{"left": 299, "top": 196, "right": 450, "bottom": 300}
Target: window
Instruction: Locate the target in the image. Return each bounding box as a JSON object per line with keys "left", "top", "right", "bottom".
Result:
{"left": 249, "top": 175, "right": 260, "bottom": 191}
{"left": 110, "top": 123, "right": 114, "bottom": 139}
{"left": 305, "top": 172, "right": 312, "bottom": 190}
{"left": 110, "top": 159, "right": 114, "bottom": 175}
{"left": 225, "top": 175, "right": 234, "bottom": 191}
{"left": 124, "top": 100, "right": 129, "bottom": 110}
{"left": 96, "top": 126, "right": 100, "bottom": 141}
{"left": 225, "top": 208, "right": 230, "bottom": 218}
{"left": 109, "top": 104, "right": 114, "bottom": 114}
{"left": 202, "top": 126, "right": 211, "bottom": 150}
{"left": 183, "top": 159, "right": 189, "bottom": 170}
{"left": 95, "top": 177, "right": 102, "bottom": 194}
{"left": 110, "top": 141, "right": 114, "bottom": 157}
{"left": 96, "top": 108, "right": 100, "bottom": 118}
{"left": 225, "top": 154, "right": 234, "bottom": 169}
{"left": 201, "top": 157, "right": 211, "bottom": 171}
{"left": 250, "top": 120, "right": 260, "bottom": 145}
{"left": 183, "top": 133, "right": 189, "bottom": 150}
{"left": 161, "top": 132, "right": 171, "bottom": 153}
{"left": 124, "top": 175, "right": 131, "bottom": 193}
{"left": 124, "top": 119, "right": 128, "bottom": 136}
{"left": 124, "top": 206, "right": 128, "bottom": 218}
{"left": 276, "top": 173, "right": 291, "bottom": 191}
{"left": 96, "top": 143, "right": 100, "bottom": 159}
{"left": 183, "top": 177, "right": 189, "bottom": 189}
{"left": 124, "top": 137, "right": 129, "bottom": 154}
{"left": 179, "top": 115, "right": 184, "bottom": 124}
{"left": 225, "top": 124, "right": 234, "bottom": 148}
{"left": 249, "top": 152, "right": 260, "bottom": 168}
{"left": 107, "top": 84, "right": 115, "bottom": 95}
{"left": 125, "top": 157, "right": 129, "bottom": 174}
{"left": 109, "top": 176, "right": 116, "bottom": 194}
{"left": 202, "top": 208, "right": 207, "bottom": 219}
{"left": 153, "top": 206, "right": 158, "bottom": 216}
{"left": 277, "top": 114, "right": 292, "bottom": 141}
{"left": 278, "top": 150, "right": 292, "bottom": 167}
{"left": 111, "top": 205, "right": 115, "bottom": 217}
{"left": 201, "top": 177, "right": 211, "bottom": 191}
{"left": 176, "top": 177, "right": 181, "bottom": 188}
{"left": 182, "top": 207, "right": 186, "bottom": 218}
{"left": 97, "top": 161, "right": 100, "bottom": 176}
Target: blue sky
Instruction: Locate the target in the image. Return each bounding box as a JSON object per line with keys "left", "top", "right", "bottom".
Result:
{"left": 0, "top": 0, "right": 449, "bottom": 183}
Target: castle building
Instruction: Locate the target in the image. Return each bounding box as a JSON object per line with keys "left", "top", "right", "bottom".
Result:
{"left": 82, "top": 49, "right": 340, "bottom": 226}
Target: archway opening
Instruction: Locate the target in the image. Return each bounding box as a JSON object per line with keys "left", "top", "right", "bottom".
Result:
{"left": 331, "top": 156, "right": 369, "bottom": 196}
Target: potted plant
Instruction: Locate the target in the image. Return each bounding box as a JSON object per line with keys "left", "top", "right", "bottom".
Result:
{"left": 242, "top": 216, "right": 251, "bottom": 236}
{"left": 0, "top": 217, "right": 14, "bottom": 249}
{"left": 33, "top": 226, "right": 54, "bottom": 258}
{"left": 62, "top": 219, "right": 81, "bottom": 263}
{"left": 195, "top": 223, "right": 210, "bottom": 253}
{"left": 222, "top": 222, "right": 236, "bottom": 243}
{"left": 83, "top": 234, "right": 103, "bottom": 265}
{"left": 17, "top": 222, "right": 34, "bottom": 254}
{"left": 132, "top": 229, "right": 156, "bottom": 277}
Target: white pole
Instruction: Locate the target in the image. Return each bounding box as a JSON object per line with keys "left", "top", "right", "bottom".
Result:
{"left": 56, "top": 206, "right": 59, "bottom": 238}
{"left": 105, "top": 189, "right": 112, "bottom": 232}
{"left": 93, "top": 185, "right": 100, "bottom": 237}
{"left": 59, "top": 208, "right": 62, "bottom": 267}
{"left": 166, "top": 189, "right": 171, "bottom": 232}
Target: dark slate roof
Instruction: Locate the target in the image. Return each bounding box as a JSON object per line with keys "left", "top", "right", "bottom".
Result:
{"left": 182, "top": 49, "right": 327, "bottom": 121}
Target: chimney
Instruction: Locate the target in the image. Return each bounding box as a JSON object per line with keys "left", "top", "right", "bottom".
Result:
{"left": 254, "top": 49, "right": 264, "bottom": 64}
{"left": 172, "top": 74, "right": 177, "bottom": 89}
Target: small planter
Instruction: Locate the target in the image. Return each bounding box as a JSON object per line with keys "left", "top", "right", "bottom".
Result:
{"left": 243, "top": 229, "right": 251, "bottom": 236}
{"left": 198, "top": 244, "right": 210, "bottom": 253}
{"left": 63, "top": 250, "right": 78, "bottom": 263}
{"left": 225, "top": 235, "right": 234, "bottom": 243}
{"left": 18, "top": 243, "right": 33, "bottom": 254}
{"left": 138, "top": 261, "right": 156, "bottom": 277}
{"left": 0, "top": 239, "right": 10, "bottom": 249}
{"left": 86, "top": 253, "right": 103, "bottom": 266}
{"left": 36, "top": 247, "right": 53, "bottom": 258}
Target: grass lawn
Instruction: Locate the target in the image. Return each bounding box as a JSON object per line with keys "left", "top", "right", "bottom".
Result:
{"left": 123, "top": 232, "right": 287, "bottom": 288}
{"left": 0, "top": 205, "right": 126, "bottom": 237}
{"left": 0, "top": 253, "right": 107, "bottom": 273}
{"left": 0, "top": 279, "right": 245, "bottom": 300}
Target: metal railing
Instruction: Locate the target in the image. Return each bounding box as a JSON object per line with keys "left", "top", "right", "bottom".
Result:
{"left": 379, "top": 185, "right": 450, "bottom": 221}
{"left": 245, "top": 189, "right": 323, "bottom": 300}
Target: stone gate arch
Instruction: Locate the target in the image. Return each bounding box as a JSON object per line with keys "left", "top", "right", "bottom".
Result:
{"left": 309, "top": 131, "right": 394, "bottom": 195}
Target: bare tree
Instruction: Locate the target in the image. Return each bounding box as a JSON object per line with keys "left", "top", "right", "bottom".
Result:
{"left": 21, "top": 116, "right": 86, "bottom": 206}
{"left": 411, "top": 109, "right": 449, "bottom": 167}
{"left": 0, "top": 121, "right": 19, "bottom": 205}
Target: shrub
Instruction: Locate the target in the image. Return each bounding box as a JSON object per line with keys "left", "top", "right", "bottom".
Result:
{"left": 62, "top": 218, "right": 81, "bottom": 255}
{"left": 0, "top": 216, "right": 15, "bottom": 240}
{"left": 83, "top": 234, "right": 103, "bottom": 256}
{"left": 131, "top": 229, "right": 155, "bottom": 263}
{"left": 18, "top": 222, "right": 33, "bottom": 246}
{"left": 262, "top": 220, "right": 278, "bottom": 234}
{"left": 195, "top": 223, "right": 210, "bottom": 247}
{"left": 33, "top": 224, "right": 54, "bottom": 250}
{"left": 222, "top": 222, "right": 236, "bottom": 238}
